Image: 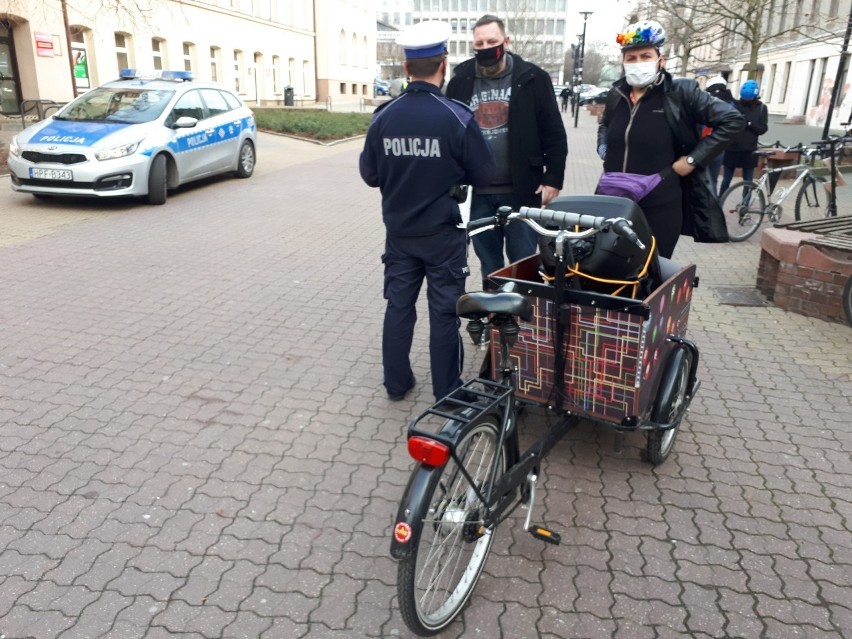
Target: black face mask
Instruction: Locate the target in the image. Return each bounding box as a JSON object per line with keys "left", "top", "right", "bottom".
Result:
{"left": 474, "top": 43, "right": 505, "bottom": 67}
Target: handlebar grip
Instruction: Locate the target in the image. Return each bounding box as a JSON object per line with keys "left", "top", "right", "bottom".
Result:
{"left": 610, "top": 218, "right": 646, "bottom": 250}
{"left": 467, "top": 216, "right": 495, "bottom": 232}
{"left": 517, "top": 206, "right": 605, "bottom": 230}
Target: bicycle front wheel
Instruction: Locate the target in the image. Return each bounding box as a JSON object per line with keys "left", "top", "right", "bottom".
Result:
{"left": 794, "top": 175, "right": 832, "bottom": 222}
{"left": 397, "top": 417, "right": 507, "bottom": 636}
{"left": 720, "top": 181, "right": 766, "bottom": 241}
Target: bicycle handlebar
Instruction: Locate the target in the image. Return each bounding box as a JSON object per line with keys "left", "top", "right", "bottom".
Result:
{"left": 468, "top": 205, "right": 646, "bottom": 251}
{"left": 516, "top": 205, "right": 607, "bottom": 231}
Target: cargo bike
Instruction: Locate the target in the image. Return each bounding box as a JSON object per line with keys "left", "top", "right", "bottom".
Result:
{"left": 389, "top": 195, "right": 701, "bottom": 636}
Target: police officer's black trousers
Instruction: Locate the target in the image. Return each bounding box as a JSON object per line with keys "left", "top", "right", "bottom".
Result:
{"left": 382, "top": 228, "right": 468, "bottom": 400}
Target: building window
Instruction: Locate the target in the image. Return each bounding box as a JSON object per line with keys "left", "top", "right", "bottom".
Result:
{"left": 340, "top": 82, "right": 346, "bottom": 94}
{"left": 234, "top": 50, "right": 243, "bottom": 93}
{"left": 767, "top": 63, "right": 777, "bottom": 102}
{"left": 302, "top": 60, "right": 309, "bottom": 95}
{"left": 339, "top": 30, "right": 346, "bottom": 65}
{"left": 182, "top": 42, "right": 194, "bottom": 73}
{"left": 210, "top": 46, "right": 220, "bottom": 82}
{"left": 780, "top": 61, "right": 792, "bottom": 104}
{"left": 71, "top": 27, "right": 92, "bottom": 91}
{"left": 289, "top": 57, "right": 296, "bottom": 88}
{"left": 115, "top": 33, "right": 131, "bottom": 71}
{"left": 152, "top": 38, "right": 164, "bottom": 70}
{"left": 272, "top": 55, "right": 281, "bottom": 94}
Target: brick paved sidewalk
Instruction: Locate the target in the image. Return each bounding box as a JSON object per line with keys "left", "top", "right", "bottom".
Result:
{"left": 0, "top": 106, "right": 849, "bottom": 639}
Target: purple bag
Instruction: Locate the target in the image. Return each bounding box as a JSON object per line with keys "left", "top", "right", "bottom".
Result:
{"left": 595, "top": 170, "right": 666, "bottom": 202}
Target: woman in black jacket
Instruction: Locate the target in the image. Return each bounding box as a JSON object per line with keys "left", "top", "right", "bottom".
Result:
{"left": 597, "top": 20, "right": 745, "bottom": 257}
{"left": 718, "top": 80, "right": 770, "bottom": 195}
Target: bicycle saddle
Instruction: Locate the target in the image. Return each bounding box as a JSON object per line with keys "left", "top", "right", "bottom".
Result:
{"left": 456, "top": 282, "right": 533, "bottom": 322}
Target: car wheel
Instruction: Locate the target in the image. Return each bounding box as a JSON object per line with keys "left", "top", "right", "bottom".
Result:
{"left": 236, "top": 140, "right": 255, "bottom": 179}
{"left": 147, "top": 154, "right": 168, "bottom": 205}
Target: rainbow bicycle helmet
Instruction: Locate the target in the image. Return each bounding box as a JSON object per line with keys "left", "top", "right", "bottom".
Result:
{"left": 616, "top": 20, "right": 666, "bottom": 52}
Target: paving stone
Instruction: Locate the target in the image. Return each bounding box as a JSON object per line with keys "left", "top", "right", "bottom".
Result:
{"left": 0, "top": 113, "right": 850, "bottom": 638}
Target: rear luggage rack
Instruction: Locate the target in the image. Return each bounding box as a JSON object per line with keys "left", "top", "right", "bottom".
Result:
{"left": 408, "top": 378, "right": 512, "bottom": 434}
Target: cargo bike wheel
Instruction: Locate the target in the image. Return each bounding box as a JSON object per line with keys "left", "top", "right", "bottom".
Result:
{"left": 397, "top": 415, "right": 507, "bottom": 636}
{"left": 646, "top": 347, "right": 694, "bottom": 464}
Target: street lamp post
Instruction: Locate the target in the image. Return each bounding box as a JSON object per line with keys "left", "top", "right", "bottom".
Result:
{"left": 574, "top": 11, "right": 593, "bottom": 128}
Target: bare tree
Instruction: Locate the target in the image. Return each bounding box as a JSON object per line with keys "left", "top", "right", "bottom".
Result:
{"left": 638, "top": 0, "right": 847, "bottom": 79}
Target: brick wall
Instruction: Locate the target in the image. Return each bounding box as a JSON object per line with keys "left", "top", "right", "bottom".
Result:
{"left": 758, "top": 228, "right": 852, "bottom": 324}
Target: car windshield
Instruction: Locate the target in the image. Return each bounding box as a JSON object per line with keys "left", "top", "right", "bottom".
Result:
{"left": 55, "top": 87, "right": 175, "bottom": 124}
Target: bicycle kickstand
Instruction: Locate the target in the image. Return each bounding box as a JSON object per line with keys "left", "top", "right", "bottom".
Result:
{"left": 523, "top": 472, "right": 562, "bottom": 545}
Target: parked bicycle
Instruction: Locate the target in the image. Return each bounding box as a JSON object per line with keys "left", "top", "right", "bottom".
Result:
{"left": 719, "top": 137, "right": 850, "bottom": 241}
{"left": 391, "top": 197, "right": 701, "bottom": 636}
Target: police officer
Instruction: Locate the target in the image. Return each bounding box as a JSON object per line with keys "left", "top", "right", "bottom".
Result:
{"left": 359, "top": 21, "right": 496, "bottom": 401}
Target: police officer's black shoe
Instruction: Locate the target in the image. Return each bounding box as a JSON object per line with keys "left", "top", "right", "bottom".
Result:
{"left": 387, "top": 377, "right": 415, "bottom": 402}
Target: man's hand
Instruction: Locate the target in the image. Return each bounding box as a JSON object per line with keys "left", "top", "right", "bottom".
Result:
{"left": 672, "top": 156, "right": 696, "bottom": 177}
{"left": 536, "top": 185, "right": 560, "bottom": 207}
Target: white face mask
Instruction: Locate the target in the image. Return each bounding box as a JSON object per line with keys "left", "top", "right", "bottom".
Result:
{"left": 624, "top": 60, "right": 659, "bottom": 88}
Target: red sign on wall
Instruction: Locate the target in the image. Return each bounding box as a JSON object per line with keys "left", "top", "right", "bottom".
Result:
{"left": 35, "top": 32, "right": 55, "bottom": 57}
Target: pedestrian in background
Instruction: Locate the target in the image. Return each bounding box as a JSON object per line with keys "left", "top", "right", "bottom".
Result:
{"left": 446, "top": 14, "right": 567, "bottom": 289}
{"left": 597, "top": 20, "right": 744, "bottom": 257}
{"left": 718, "top": 80, "right": 769, "bottom": 196}
{"left": 359, "top": 21, "right": 495, "bottom": 402}
{"left": 703, "top": 75, "right": 735, "bottom": 194}
{"left": 560, "top": 86, "right": 571, "bottom": 113}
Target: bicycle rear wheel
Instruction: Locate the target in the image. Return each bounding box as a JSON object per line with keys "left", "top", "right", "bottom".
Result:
{"left": 794, "top": 175, "right": 832, "bottom": 221}
{"left": 397, "top": 416, "right": 506, "bottom": 636}
{"left": 720, "top": 181, "right": 766, "bottom": 241}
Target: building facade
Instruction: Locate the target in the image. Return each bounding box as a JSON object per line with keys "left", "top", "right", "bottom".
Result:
{"left": 662, "top": 0, "right": 852, "bottom": 130}
{"left": 377, "top": 0, "right": 571, "bottom": 83}
{"left": 0, "top": 0, "right": 376, "bottom": 113}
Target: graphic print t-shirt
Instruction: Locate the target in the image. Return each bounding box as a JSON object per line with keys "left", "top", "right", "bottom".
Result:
{"left": 471, "top": 56, "right": 513, "bottom": 187}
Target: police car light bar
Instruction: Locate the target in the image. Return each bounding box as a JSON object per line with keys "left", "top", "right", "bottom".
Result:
{"left": 119, "top": 69, "right": 194, "bottom": 81}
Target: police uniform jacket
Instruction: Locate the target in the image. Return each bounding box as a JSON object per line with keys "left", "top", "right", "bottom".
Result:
{"left": 445, "top": 53, "right": 567, "bottom": 210}
{"left": 359, "top": 81, "right": 496, "bottom": 237}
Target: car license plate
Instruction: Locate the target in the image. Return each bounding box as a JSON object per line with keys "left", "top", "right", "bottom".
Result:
{"left": 29, "top": 167, "right": 73, "bottom": 181}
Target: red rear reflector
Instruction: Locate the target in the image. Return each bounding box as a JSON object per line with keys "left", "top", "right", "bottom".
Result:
{"left": 408, "top": 436, "right": 451, "bottom": 466}
{"left": 394, "top": 522, "right": 412, "bottom": 543}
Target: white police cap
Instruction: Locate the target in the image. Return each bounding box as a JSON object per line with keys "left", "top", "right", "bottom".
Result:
{"left": 397, "top": 21, "right": 451, "bottom": 59}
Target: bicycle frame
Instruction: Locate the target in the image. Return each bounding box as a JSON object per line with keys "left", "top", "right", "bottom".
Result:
{"left": 390, "top": 222, "right": 587, "bottom": 561}
{"left": 756, "top": 161, "right": 815, "bottom": 208}
{"left": 391, "top": 202, "right": 702, "bottom": 636}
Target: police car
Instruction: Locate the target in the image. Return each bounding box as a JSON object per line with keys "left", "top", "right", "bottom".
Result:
{"left": 8, "top": 69, "right": 257, "bottom": 205}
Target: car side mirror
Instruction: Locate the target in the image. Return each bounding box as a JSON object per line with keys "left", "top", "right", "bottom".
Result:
{"left": 172, "top": 116, "right": 198, "bottom": 129}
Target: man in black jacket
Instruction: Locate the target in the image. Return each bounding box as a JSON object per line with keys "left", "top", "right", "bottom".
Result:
{"left": 446, "top": 14, "right": 567, "bottom": 288}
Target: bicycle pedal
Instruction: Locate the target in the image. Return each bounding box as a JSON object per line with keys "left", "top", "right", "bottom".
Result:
{"left": 529, "top": 525, "right": 561, "bottom": 545}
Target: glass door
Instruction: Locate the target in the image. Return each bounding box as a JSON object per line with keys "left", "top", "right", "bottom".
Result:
{"left": 0, "top": 21, "right": 21, "bottom": 114}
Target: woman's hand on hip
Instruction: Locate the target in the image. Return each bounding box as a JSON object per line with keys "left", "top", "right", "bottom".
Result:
{"left": 672, "top": 156, "right": 696, "bottom": 177}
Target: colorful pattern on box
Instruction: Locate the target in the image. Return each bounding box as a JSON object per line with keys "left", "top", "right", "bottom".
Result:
{"left": 491, "top": 265, "right": 696, "bottom": 423}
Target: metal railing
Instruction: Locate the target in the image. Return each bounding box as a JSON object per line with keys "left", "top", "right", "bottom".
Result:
{"left": 20, "top": 99, "right": 65, "bottom": 128}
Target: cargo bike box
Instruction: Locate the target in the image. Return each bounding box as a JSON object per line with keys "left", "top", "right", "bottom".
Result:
{"left": 486, "top": 195, "right": 698, "bottom": 429}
